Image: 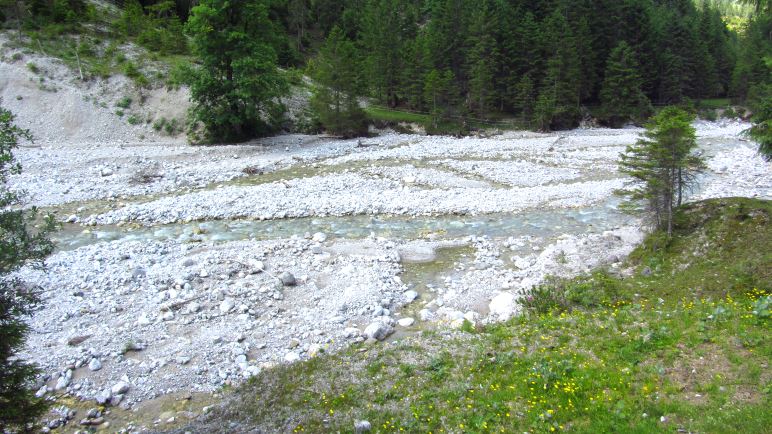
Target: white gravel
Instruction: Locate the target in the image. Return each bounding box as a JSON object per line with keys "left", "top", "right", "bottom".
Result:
{"left": 6, "top": 112, "right": 768, "bottom": 415}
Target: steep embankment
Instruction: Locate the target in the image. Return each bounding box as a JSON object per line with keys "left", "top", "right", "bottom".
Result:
{"left": 181, "top": 197, "right": 771, "bottom": 434}
{"left": 0, "top": 35, "right": 188, "bottom": 145}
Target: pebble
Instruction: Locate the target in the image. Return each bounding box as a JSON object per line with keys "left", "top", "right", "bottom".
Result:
{"left": 397, "top": 317, "right": 415, "bottom": 327}
{"left": 220, "top": 298, "right": 235, "bottom": 314}
{"left": 111, "top": 381, "right": 129, "bottom": 395}
{"left": 355, "top": 420, "right": 372, "bottom": 433}
{"left": 88, "top": 358, "right": 102, "bottom": 371}
{"left": 280, "top": 271, "right": 296, "bottom": 286}
{"left": 363, "top": 321, "right": 393, "bottom": 341}
{"left": 403, "top": 290, "right": 418, "bottom": 303}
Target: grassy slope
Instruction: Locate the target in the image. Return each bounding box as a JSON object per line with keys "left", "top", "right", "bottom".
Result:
{"left": 187, "top": 198, "right": 771, "bottom": 434}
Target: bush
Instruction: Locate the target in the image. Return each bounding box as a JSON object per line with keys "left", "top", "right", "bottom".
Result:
{"left": 127, "top": 114, "right": 141, "bottom": 125}
{"left": 519, "top": 272, "right": 623, "bottom": 315}
{"left": 116, "top": 96, "right": 132, "bottom": 109}
{"left": 699, "top": 109, "right": 718, "bottom": 121}
{"left": 122, "top": 62, "right": 148, "bottom": 88}
{"left": 722, "top": 107, "right": 738, "bottom": 119}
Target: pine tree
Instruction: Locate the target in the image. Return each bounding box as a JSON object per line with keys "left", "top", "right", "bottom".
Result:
{"left": 0, "top": 105, "right": 55, "bottom": 432}
{"left": 466, "top": 0, "right": 498, "bottom": 117}
{"left": 618, "top": 107, "right": 705, "bottom": 237}
{"left": 424, "top": 68, "right": 458, "bottom": 130}
{"left": 535, "top": 10, "right": 581, "bottom": 130}
{"left": 309, "top": 26, "right": 368, "bottom": 137}
{"left": 599, "top": 41, "right": 653, "bottom": 127}
{"left": 186, "top": 0, "right": 288, "bottom": 143}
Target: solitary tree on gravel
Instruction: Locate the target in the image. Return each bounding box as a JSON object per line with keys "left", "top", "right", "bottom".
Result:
{"left": 618, "top": 107, "right": 705, "bottom": 237}
{"left": 0, "top": 104, "right": 55, "bottom": 431}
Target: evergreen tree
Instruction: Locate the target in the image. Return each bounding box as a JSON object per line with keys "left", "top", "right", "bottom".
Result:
{"left": 466, "top": 0, "right": 498, "bottom": 117}
{"left": 0, "top": 105, "right": 55, "bottom": 432}
{"left": 534, "top": 10, "right": 581, "bottom": 130}
{"left": 309, "top": 26, "right": 368, "bottom": 137}
{"left": 360, "top": 0, "right": 418, "bottom": 108}
{"left": 186, "top": 0, "right": 288, "bottom": 143}
{"left": 599, "top": 41, "right": 653, "bottom": 127}
{"left": 424, "top": 68, "right": 458, "bottom": 130}
{"left": 618, "top": 107, "right": 705, "bottom": 237}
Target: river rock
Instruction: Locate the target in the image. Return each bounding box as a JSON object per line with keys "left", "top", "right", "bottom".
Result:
{"left": 220, "top": 298, "right": 235, "bottom": 314}
{"left": 111, "top": 381, "right": 129, "bottom": 395}
{"left": 489, "top": 292, "right": 517, "bottom": 320}
{"left": 54, "top": 376, "right": 70, "bottom": 391}
{"left": 403, "top": 290, "right": 419, "bottom": 303}
{"left": 280, "top": 271, "right": 296, "bottom": 286}
{"left": 88, "top": 358, "right": 102, "bottom": 371}
{"left": 397, "top": 317, "right": 415, "bottom": 327}
{"left": 284, "top": 352, "right": 300, "bottom": 363}
{"left": 308, "top": 343, "right": 322, "bottom": 357}
{"left": 355, "top": 420, "right": 372, "bottom": 433}
{"left": 363, "top": 321, "right": 393, "bottom": 341}
{"left": 312, "top": 232, "right": 327, "bottom": 242}
{"left": 96, "top": 389, "right": 111, "bottom": 405}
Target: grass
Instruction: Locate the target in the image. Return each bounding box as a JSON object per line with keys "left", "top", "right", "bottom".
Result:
{"left": 365, "top": 106, "right": 431, "bottom": 124}
{"left": 186, "top": 198, "right": 770, "bottom": 433}
{"left": 698, "top": 98, "right": 732, "bottom": 110}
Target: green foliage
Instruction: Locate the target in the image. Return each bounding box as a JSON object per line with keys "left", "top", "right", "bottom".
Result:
{"left": 309, "top": 26, "right": 368, "bottom": 138}
{"left": 746, "top": 54, "right": 772, "bottom": 159}
{"left": 186, "top": 0, "right": 288, "bottom": 143}
{"left": 520, "top": 272, "right": 624, "bottom": 315}
{"left": 534, "top": 10, "right": 581, "bottom": 131}
{"left": 600, "top": 41, "right": 653, "bottom": 127}
{"left": 618, "top": 107, "right": 705, "bottom": 236}
{"left": 115, "top": 96, "right": 132, "bottom": 109}
{"left": 0, "top": 104, "right": 55, "bottom": 431}
{"left": 115, "top": 0, "right": 188, "bottom": 55}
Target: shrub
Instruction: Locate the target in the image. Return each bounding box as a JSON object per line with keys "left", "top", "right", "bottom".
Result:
{"left": 116, "top": 96, "right": 132, "bottom": 109}
{"left": 127, "top": 114, "right": 141, "bottom": 125}
{"left": 122, "top": 62, "right": 148, "bottom": 88}
{"left": 26, "top": 62, "right": 39, "bottom": 74}
{"left": 519, "top": 272, "right": 623, "bottom": 315}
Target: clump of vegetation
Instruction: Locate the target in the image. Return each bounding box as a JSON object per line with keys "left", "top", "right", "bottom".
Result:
{"left": 122, "top": 61, "right": 149, "bottom": 88}
{"left": 152, "top": 117, "right": 181, "bottom": 136}
{"left": 116, "top": 96, "right": 132, "bottom": 109}
{"left": 0, "top": 104, "right": 56, "bottom": 431}
{"left": 26, "top": 62, "right": 39, "bottom": 74}
{"left": 126, "top": 114, "right": 141, "bottom": 125}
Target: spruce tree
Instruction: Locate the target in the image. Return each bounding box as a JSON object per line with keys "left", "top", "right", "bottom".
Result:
{"left": 618, "top": 107, "right": 705, "bottom": 237}
{"left": 599, "top": 41, "right": 653, "bottom": 127}
{"left": 309, "top": 26, "right": 368, "bottom": 138}
{"left": 0, "top": 105, "right": 55, "bottom": 432}
{"left": 466, "top": 0, "right": 498, "bottom": 117}
{"left": 535, "top": 10, "right": 581, "bottom": 131}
